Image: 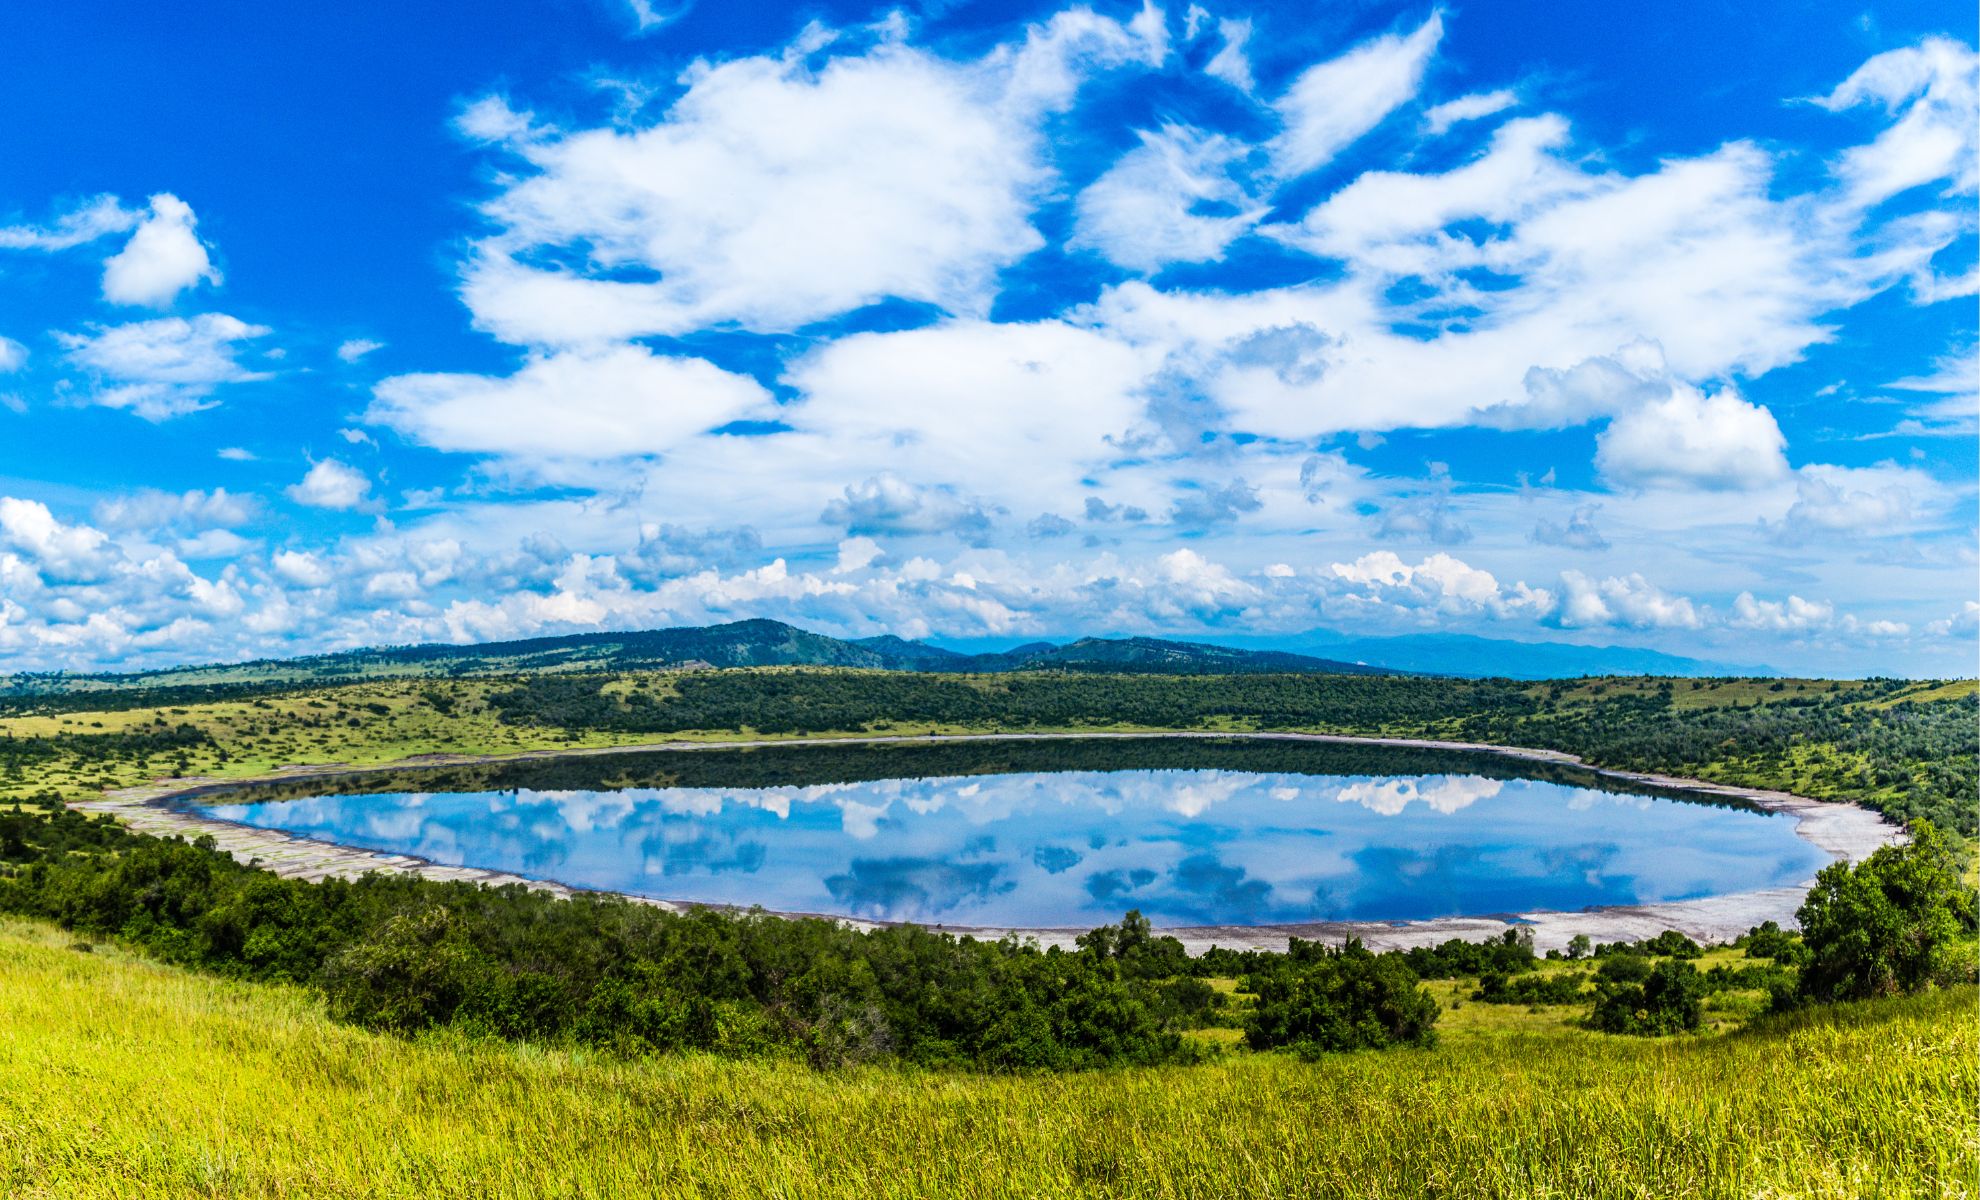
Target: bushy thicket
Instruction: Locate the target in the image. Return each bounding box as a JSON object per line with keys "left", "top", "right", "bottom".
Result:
{"left": 1242, "top": 938, "right": 1439, "bottom": 1055}
{"left": 0, "top": 724, "right": 211, "bottom": 773}
{"left": 1794, "top": 821, "right": 1978, "bottom": 1004}
{"left": 487, "top": 671, "right": 1538, "bottom": 738}
{"left": 0, "top": 824, "right": 1214, "bottom": 1069}
{"left": 1589, "top": 960, "right": 1705, "bottom": 1035}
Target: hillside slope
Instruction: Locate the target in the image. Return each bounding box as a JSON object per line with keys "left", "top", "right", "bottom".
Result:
{"left": 0, "top": 917, "right": 1970, "bottom": 1198}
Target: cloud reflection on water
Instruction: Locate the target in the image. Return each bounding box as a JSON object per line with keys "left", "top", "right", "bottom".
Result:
{"left": 202, "top": 768, "right": 1830, "bottom": 927}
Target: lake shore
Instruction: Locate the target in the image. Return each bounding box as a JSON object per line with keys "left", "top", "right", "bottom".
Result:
{"left": 75, "top": 729, "right": 1901, "bottom": 954}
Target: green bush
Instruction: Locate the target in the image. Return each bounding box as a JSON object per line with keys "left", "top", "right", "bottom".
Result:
{"left": 1795, "top": 821, "right": 1978, "bottom": 1003}
{"left": 1244, "top": 940, "right": 1438, "bottom": 1055}
{"left": 1589, "top": 960, "right": 1705, "bottom": 1036}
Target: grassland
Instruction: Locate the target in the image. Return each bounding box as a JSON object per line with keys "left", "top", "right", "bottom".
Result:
{"left": 0, "top": 916, "right": 1971, "bottom": 1199}
{"left": 4, "top": 669, "right": 1971, "bottom": 814}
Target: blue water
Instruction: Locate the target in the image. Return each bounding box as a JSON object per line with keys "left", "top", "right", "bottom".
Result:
{"left": 195, "top": 764, "right": 1830, "bottom": 927}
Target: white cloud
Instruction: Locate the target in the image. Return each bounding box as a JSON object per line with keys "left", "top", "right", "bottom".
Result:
{"left": 1768, "top": 469, "right": 1914, "bottom": 543}
{"left": 0, "top": 195, "right": 139, "bottom": 251}
{"left": 1557, "top": 570, "right": 1700, "bottom": 629}
{"left": 1071, "top": 124, "right": 1264, "bottom": 271}
{"left": 833, "top": 536, "right": 885, "bottom": 574}
{"left": 1328, "top": 550, "right": 1553, "bottom": 619}
{"left": 1423, "top": 88, "right": 1517, "bottom": 135}
{"left": 1531, "top": 504, "right": 1609, "bottom": 551}
{"left": 0, "top": 498, "right": 116, "bottom": 583}
{"left": 625, "top": 0, "right": 689, "bottom": 33}
{"left": 782, "top": 318, "right": 1153, "bottom": 506}
{"left": 91, "top": 487, "right": 258, "bottom": 532}
{"left": 820, "top": 474, "right": 995, "bottom": 544}
{"left": 1270, "top": 13, "right": 1442, "bottom": 178}
{"left": 1595, "top": 384, "right": 1789, "bottom": 490}
{"left": 1204, "top": 17, "right": 1254, "bottom": 92}
{"left": 285, "top": 460, "right": 373, "bottom": 511}
{"left": 368, "top": 345, "right": 772, "bottom": 461}
{"left": 458, "top": 10, "right": 1162, "bottom": 344}
{"left": 1811, "top": 37, "right": 1978, "bottom": 209}
{"left": 1926, "top": 601, "right": 1980, "bottom": 638}
{"left": 56, "top": 313, "right": 271, "bottom": 420}
{"left": 101, "top": 194, "right": 222, "bottom": 307}
{"left": 336, "top": 338, "right": 385, "bottom": 363}
{"left": 0, "top": 336, "right": 25, "bottom": 373}
{"left": 1731, "top": 592, "right": 1834, "bottom": 632}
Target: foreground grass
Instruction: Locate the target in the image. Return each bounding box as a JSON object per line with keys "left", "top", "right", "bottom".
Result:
{"left": 1, "top": 920, "right": 1972, "bottom": 1199}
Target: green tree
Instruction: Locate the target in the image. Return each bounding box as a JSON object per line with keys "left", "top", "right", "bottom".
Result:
{"left": 1795, "top": 820, "right": 1978, "bottom": 1003}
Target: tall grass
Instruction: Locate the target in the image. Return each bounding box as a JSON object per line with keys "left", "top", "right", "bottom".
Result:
{"left": 1, "top": 919, "right": 1972, "bottom": 1199}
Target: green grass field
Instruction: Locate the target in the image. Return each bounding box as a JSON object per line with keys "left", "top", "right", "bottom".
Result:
{"left": 1, "top": 917, "right": 1972, "bottom": 1199}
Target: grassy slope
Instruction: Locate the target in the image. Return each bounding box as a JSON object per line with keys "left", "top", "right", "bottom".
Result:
{"left": 5, "top": 671, "right": 1973, "bottom": 808}
{"left": 1, "top": 918, "right": 1972, "bottom": 1199}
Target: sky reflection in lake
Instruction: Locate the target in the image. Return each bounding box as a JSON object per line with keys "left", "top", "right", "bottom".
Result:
{"left": 199, "top": 768, "right": 1830, "bottom": 927}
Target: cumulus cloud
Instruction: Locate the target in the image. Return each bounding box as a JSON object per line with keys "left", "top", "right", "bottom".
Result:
{"left": 1328, "top": 550, "right": 1553, "bottom": 619}
{"left": 1595, "top": 384, "right": 1789, "bottom": 490}
{"left": 1731, "top": 592, "right": 1835, "bottom": 632}
{"left": 457, "top": 9, "right": 1163, "bottom": 344}
{"left": 56, "top": 313, "right": 271, "bottom": 420}
{"left": 271, "top": 549, "right": 335, "bottom": 588}
{"left": 101, "top": 194, "right": 222, "bottom": 307}
{"left": 285, "top": 460, "right": 373, "bottom": 511}
{"left": 1557, "top": 570, "right": 1700, "bottom": 629}
{"left": 0, "top": 497, "right": 116, "bottom": 584}
{"left": 369, "top": 345, "right": 771, "bottom": 462}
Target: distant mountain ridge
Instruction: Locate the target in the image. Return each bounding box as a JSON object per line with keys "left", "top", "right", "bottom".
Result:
{"left": 0, "top": 619, "right": 1400, "bottom": 694}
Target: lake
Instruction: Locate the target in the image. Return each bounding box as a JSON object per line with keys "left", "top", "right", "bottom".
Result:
{"left": 188, "top": 738, "right": 1831, "bottom": 928}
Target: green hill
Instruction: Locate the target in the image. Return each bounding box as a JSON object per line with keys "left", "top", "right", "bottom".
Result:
{"left": 0, "top": 619, "right": 1397, "bottom": 698}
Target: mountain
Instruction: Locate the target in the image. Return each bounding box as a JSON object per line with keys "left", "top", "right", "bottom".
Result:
{"left": 959, "top": 636, "right": 1396, "bottom": 675}
{"left": 0, "top": 620, "right": 1397, "bottom": 696}
{"left": 1190, "top": 629, "right": 1774, "bottom": 679}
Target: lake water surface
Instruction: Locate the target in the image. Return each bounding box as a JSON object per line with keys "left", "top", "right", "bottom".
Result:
{"left": 191, "top": 739, "right": 1830, "bottom": 928}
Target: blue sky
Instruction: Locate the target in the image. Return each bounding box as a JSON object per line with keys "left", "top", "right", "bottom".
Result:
{"left": 0, "top": 0, "right": 1973, "bottom": 675}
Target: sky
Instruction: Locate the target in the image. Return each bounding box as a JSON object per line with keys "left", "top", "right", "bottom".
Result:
{"left": 0, "top": 0, "right": 1974, "bottom": 676}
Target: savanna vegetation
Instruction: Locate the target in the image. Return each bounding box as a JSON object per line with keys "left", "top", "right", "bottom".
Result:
{"left": 2, "top": 911, "right": 1973, "bottom": 1197}
{"left": 3, "top": 666, "right": 1971, "bottom": 832}
{"left": 0, "top": 650, "right": 1974, "bottom": 1193}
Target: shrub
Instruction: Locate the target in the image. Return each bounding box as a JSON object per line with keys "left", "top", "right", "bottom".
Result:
{"left": 1245, "top": 940, "right": 1438, "bottom": 1055}
{"left": 1589, "top": 960, "right": 1704, "bottom": 1036}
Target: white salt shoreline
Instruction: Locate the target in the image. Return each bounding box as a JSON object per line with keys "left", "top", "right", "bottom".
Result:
{"left": 75, "top": 729, "right": 1902, "bottom": 955}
